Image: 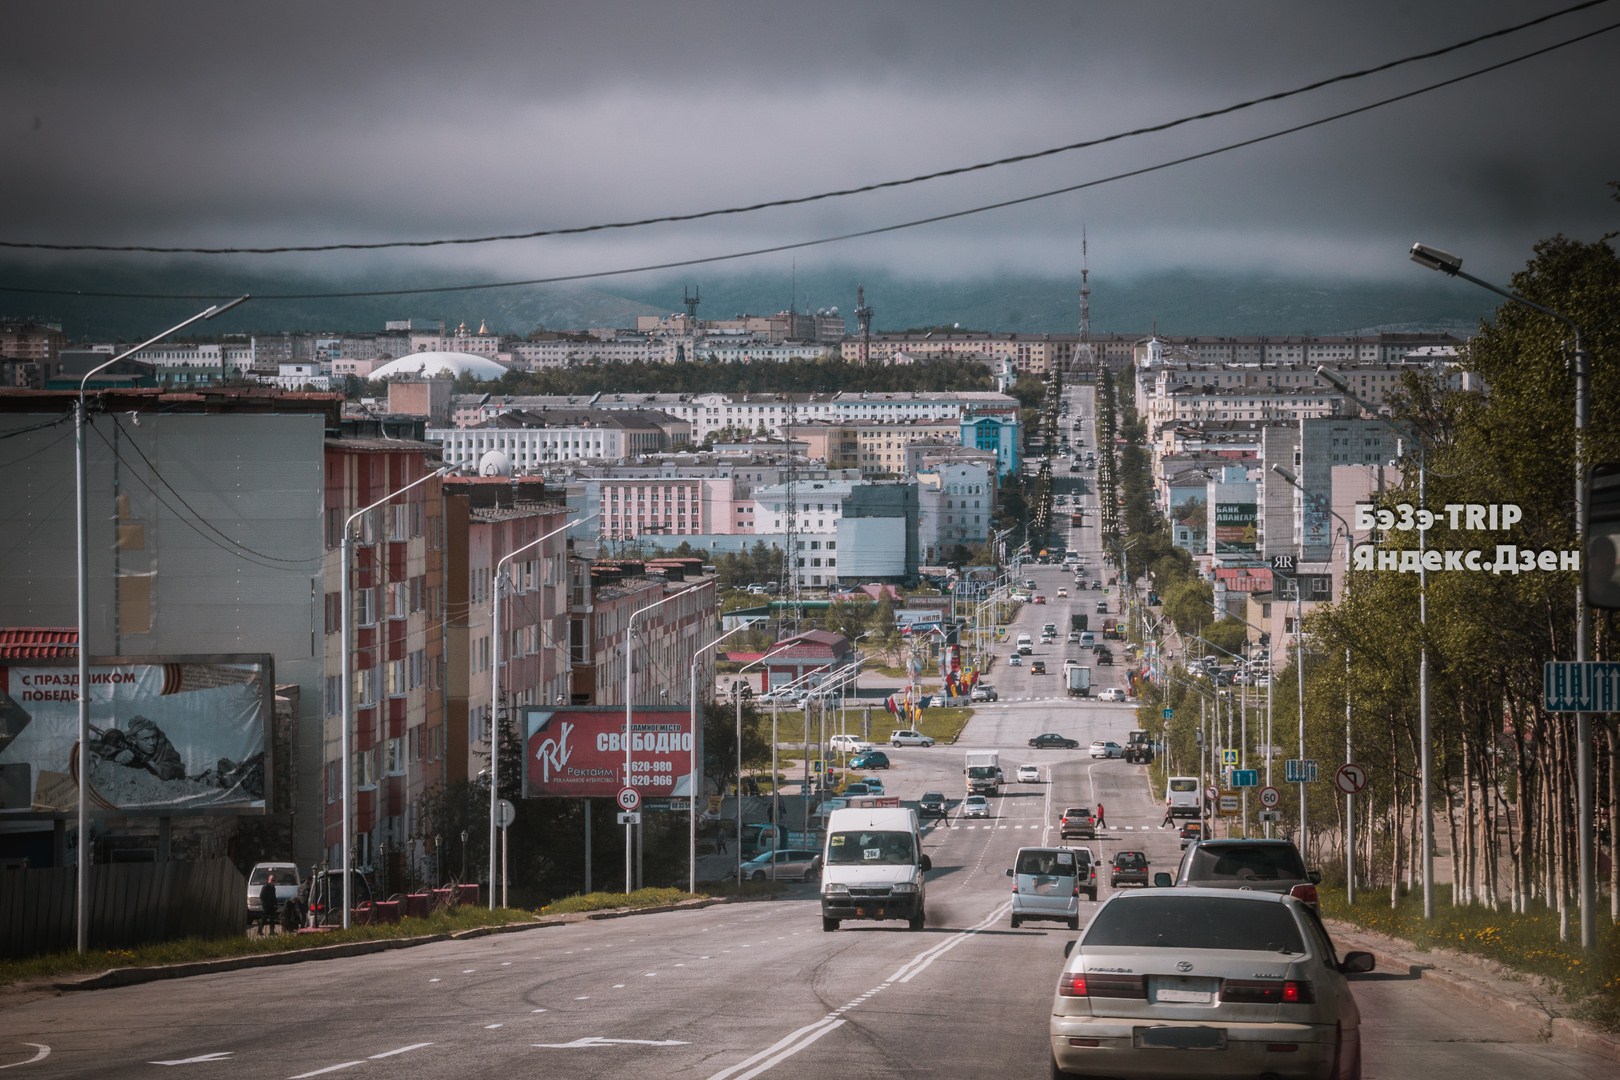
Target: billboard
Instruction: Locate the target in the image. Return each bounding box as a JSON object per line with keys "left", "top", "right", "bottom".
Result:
{"left": 523, "top": 707, "right": 695, "bottom": 799}
{"left": 1213, "top": 501, "right": 1259, "bottom": 555}
{"left": 0, "top": 657, "right": 273, "bottom": 816}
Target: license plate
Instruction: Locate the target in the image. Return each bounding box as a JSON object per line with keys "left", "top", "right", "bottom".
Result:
{"left": 1155, "top": 987, "right": 1213, "bottom": 1003}
{"left": 1134, "top": 1026, "right": 1227, "bottom": 1050}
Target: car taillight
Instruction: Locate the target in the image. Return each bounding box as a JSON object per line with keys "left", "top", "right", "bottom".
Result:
{"left": 1289, "top": 883, "right": 1319, "bottom": 906}
{"left": 1222, "top": 979, "right": 1315, "bottom": 1004}
{"left": 1059, "top": 972, "right": 1146, "bottom": 998}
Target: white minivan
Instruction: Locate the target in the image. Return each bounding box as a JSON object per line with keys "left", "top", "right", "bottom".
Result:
{"left": 1017, "top": 633, "right": 1034, "bottom": 655}
{"left": 821, "top": 806, "right": 931, "bottom": 931}
{"left": 1165, "top": 775, "right": 1202, "bottom": 819}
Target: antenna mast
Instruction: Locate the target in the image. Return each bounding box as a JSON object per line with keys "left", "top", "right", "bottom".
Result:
{"left": 855, "top": 284, "right": 874, "bottom": 364}
{"left": 682, "top": 286, "right": 701, "bottom": 363}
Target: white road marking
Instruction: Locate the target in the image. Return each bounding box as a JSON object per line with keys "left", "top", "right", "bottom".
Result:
{"left": 706, "top": 1017, "right": 846, "bottom": 1080}
{"left": 0, "top": 1043, "right": 50, "bottom": 1070}
{"left": 288, "top": 1062, "right": 365, "bottom": 1078}
{"left": 368, "top": 1045, "right": 431, "bottom": 1059}
{"left": 485, "top": 1024, "right": 503, "bottom": 1030}
{"left": 535, "top": 1037, "right": 690, "bottom": 1049}
{"left": 151, "top": 1051, "right": 233, "bottom": 1065}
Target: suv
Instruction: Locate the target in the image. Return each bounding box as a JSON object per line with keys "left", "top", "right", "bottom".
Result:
{"left": 917, "top": 791, "right": 948, "bottom": 820}
{"left": 1109, "top": 850, "right": 1150, "bottom": 887}
{"left": 1030, "top": 660, "right": 1047, "bottom": 675}
{"left": 1059, "top": 807, "right": 1096, "bottom": 840}
{"left": 969, "top": 684, "right": 998, "bottom": 702}
{"left": 1159, "top": 838, "right": 1321, "bottom": 908}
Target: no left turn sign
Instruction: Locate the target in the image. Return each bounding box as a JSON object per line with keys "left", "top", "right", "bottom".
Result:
{"left": 617, "top": 786, "right": 641, "bottom": 811}
{"left": 1335, "top": 763, "right": 1369, "bottom": 795}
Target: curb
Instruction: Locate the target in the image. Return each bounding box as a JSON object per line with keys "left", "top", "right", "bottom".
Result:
{"left": 47, "top": 897, "right": 731, "bottom": 994}
{"left": 1325, "top": 919, "right": 1620, "bottom": 1064}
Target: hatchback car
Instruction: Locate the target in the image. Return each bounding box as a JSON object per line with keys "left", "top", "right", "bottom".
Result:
{"left": 1049, "top": 889, "right": 1374, "bottom": 1080}
{"left": 1029, "top": 733, "right": 1080, "bottom": 749}
{"left": 1016, "top": 763, "right": 1042, "bottom": 783}
{"left": 849, "top": 749, "right": 890, "bottom": 770}
{"left": 1096, "top": 687, "right": 1128, "bottom": 703}
{"left": 740, "top": 847, "right": 822, "bottom": 883}
{"left": 1008, "top": 846, "right": 1090, "bottom": 929}
{"left": 1162, "top": 838, "right": 1322, "bottom": 909}
{"left": 963, "top": 794, "right": 990, "bottom": 818}
{"left": 1088, "top": 740, "right": 1123, "bottom": 759}
{"left": 1109, "top": 850, "right": 1150, "bottom": 888}
{"left": 1059, "top": 807, "right": 1097, "bottom": 840}
{"left": 889, "top": 729, "right": 935, "bottom": 747}
{"left": 918, "top": 791, "right": 949, "bottom": 820}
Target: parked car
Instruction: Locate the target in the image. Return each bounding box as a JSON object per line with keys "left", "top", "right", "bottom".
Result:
{"left": 1049, "top": 890, "right": 1373, "bottom": 1079}
{"left": 1059, "top": 807, "right": 1097, "bottom": 840}
{"left": 740, "top": 847, "right": 822, "bottom": 883}
{"left": 1161, "top": 838, "right": 1322, "bottom": 908}
{"left": 858, "top": 776, "right": 885, "bottom": 796}
{"left": 963, "top": 794, "right": 990, "bottom": 819}
{"left": 1016, "top": 764, "right": 1042, "bottom": 783}
{"left": 1109, "top": 850, "right": 1150, "bottom": 888}
{"left": 918, "top": 791, "right": 948, "bottom": 820}
{"left": 969, "top": 684, "right": 998, "bottom": 702}
{"left": 829, "top": 734, "right": 873, "bottom": 754}
{"left": 1096, "top": 687, "right": 1128, "bottom": 703}
{"left": 1088, "top": 740, "right": 1123, "bottom": 759}
{"left": 1029, "top": 733, "right": 1080, "bottom": 749}
{"left": 296, "top": 869, "right": 374, "bottom": 928}
{"left": 1008, "top": 846, "right": 1090, "bottom": 929}
{"left": 843, "top": 782, "right": 872, "bottom": 797}
{"left": 246, "top": 861, "right": 302, "bottom": 924}
{"left": 849, "top": 750, "right": 890, "bottom": 770}
{"left": 889, "top": 730, "right": 935, "bottom": 747}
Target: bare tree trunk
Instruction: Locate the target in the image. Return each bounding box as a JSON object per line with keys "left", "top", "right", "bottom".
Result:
{"left": 1459, "top": 721, "right": 1475, "bottom": 907}
{"left": 1390, "top": 741, "right": 1403, "bottom": 909}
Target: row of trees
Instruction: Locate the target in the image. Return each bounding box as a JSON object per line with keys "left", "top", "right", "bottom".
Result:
{"left": 1130, "top": 236, "right": 1619, "bottom": 930}
{"left": 449, "top": 354, "right": 996, "bottom": 398}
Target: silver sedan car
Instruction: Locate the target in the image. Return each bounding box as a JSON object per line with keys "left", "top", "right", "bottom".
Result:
{"left": 1050, "top": 888, "right": 1374, "bottom": 1080}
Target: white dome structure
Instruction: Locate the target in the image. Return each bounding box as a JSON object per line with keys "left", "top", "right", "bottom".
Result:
{"left": 369, "top": 350, "right": 507, "bottom": 382}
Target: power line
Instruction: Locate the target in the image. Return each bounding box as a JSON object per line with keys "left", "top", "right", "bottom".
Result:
{"left": 3, "top": 17, "right": 1616, "bottom": 306}
{"left": 1, "top": 1, "right": 1610, "bottom": 259}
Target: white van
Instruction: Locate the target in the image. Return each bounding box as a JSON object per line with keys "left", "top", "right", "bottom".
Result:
{"left": 1016, "top": 633, "right": 1034, "bottom": 655}
{"left": 1165, "top": 775, "right": 1202, "bottom": 819}
{"left": 820, "top": 805, "right": 931, "bottom": 931}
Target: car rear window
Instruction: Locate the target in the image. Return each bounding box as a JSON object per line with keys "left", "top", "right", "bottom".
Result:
{"left": 1017, "top": 850, "right": 1076, "bottom": 875}
{"left": 1189, "top": 844, "right": 1308, "bottom": 882}
{"left": 1083, "top": 896, "right": 1305, "bottom": 953}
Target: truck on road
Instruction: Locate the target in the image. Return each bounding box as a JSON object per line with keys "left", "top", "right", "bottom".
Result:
{"left": 1063, "top": 660, "right": 1092, "bottom": 697}
{"left": 964, "top": 750, "right": 1001, "bottom": 795}
{"left": 1124, "top": 729, "right": 1154, "bottom": 764}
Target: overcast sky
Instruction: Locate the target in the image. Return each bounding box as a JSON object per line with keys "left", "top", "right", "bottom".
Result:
{"left": 4, "top": 0, "right": 1617, "bottom": 298}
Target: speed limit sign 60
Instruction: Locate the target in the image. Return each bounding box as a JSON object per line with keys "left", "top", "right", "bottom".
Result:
{"left": 617, "top": 786, "right": 641, "bottom": 811}
{"left": 1259, "top": 786, "right": 1281, "bottom": 808}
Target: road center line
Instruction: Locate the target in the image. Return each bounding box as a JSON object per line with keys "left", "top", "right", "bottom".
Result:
{"left": 705, "top": 1017, "right": 847, "bottom": 1080}
{"left": 288, "top": 1062, "right": 365, "bottom": 1079}
{"left": 368, "top": 1044, "right": 432, "bottom": 1059}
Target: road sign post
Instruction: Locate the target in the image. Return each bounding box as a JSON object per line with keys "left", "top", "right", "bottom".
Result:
{"left": 617, "top": 787, "right": 641, "bottom": 812}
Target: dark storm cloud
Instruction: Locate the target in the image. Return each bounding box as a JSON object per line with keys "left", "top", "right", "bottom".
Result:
{"left": 3, "top": 0, "right": 1616, "bottom": 286}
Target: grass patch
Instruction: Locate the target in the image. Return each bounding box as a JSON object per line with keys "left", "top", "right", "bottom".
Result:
{"left": 538, "top": 887, "right": 698, "bottom": 915}
{"left": 1321, "top": 884, "right": 1620, "bottom": 1033}
{"left": 0, "top": 905, "right": 536, "bottom": 989}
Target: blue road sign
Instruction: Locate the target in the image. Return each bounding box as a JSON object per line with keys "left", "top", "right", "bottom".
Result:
{"left": 1285, "top": 759, "right": 1320, "bottom": 783}
{"left": 1544, "top": 661, "right": 1620, "bottom": 713}
{"left": 1231, "top": 769, "right": 1259, "bottom": 788}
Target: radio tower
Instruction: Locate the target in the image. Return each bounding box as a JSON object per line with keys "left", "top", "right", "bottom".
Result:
{"left": 854, "top": 284, "right": 874, "bottom": 364}
{"left": 1073, "top": 229, "right": 1097, "bottom": 381}
{"left": 682, "top": 286, "right": 701, "bottom": 363}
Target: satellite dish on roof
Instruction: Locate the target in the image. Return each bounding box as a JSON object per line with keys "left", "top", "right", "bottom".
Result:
{"left": 479, "top": 450, "right": 513, "bottom": 477}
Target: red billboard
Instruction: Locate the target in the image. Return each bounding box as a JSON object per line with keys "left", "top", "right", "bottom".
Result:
{"left": 522, "top": 707, "right": 696, "bottom": 799}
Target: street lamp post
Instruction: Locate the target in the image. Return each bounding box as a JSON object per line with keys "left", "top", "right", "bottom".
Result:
{"left": 688, "top": 622, "right": 749, "bottom": 893}
{"left": 72, "top": 295, "right": 249, "bottom": 953}
{"left": 341, "top": 463, "right": 455, "bottom": 928}
{"left": 623, "top": 582, "right": 708, "bottom": 894}
{"left": 1410, "top": 242, "right": 1594, "bottom": 949}
{"left": 490, "top": 512, "right": 595, "bottom": 909}
{"left": 730, "top": 641, "right": 798, "bottom": 886}
{"left": 1274, "top": 464, "right": 1359, "bottom": 902}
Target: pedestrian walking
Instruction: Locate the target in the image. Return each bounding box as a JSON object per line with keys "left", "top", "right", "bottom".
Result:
{"left": 1160, "top": 799, "right": 1174, "bottom": 828}
{"left": 715, "top": 827, "right": 728, "bottom": 855}
{"left": 258, "top": 873, "right": 279, "bottom": 936}
{"left": 1095, "top": 802, "right": 1107, "bottom": 829}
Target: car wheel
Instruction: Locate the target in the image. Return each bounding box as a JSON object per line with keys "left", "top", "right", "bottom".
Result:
{"left": 1010, "top": 914, "right": 1021, "bottom": 928}
{"left": 1068, "top": 916, "right": 1080, "bottom": 931}
{"left": 805, "top": 868, "right": 820, "bottom": 884}
{"left": 908, "top": 908, "right": 925, "bottom": 931}
{"left": 822, "top": 916, "right": 840, "bottom": 932}
{"left": 751, "top": 870, "right": 766, "bottom": 881}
